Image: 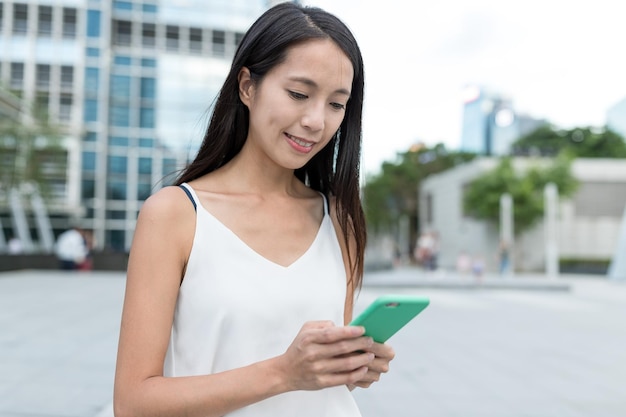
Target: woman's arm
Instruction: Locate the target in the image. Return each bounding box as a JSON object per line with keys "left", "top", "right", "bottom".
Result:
{"left": 113, "top": 187, "right": 375, "bottom": 417}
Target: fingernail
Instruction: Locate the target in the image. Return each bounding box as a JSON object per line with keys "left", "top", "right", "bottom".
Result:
{"left": 352, "top": 326, "right": 365, "bottom": 335}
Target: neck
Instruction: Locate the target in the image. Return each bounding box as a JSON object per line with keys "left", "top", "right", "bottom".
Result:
{"left": 216, "top": 144, "right": 303, "bottom": 197}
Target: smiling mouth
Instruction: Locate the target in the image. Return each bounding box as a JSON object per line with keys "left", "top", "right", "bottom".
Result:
{"left": 285, "top": 133, "right": 314, "bottom": 148}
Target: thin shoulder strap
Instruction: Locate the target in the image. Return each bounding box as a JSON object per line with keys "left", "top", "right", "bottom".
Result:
{"left": 178, "top": 183, "right": 197, "bottom": 212}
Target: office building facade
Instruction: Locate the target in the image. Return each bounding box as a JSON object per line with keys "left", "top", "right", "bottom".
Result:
{"left": 460, "top": 85, "right": 545, "bottom": 156}
{"left": 607, "top": 96, "right": 626, "bottom": 140}
{"left": 0, "top": 0, "right": 269, "bottom": 251}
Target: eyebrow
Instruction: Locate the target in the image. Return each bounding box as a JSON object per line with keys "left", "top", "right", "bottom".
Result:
{"left": 288, "top": 76, "right": 351, "bottom": 97}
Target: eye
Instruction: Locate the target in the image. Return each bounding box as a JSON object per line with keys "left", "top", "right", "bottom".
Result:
{"left": 330, "top": 102, "right": 346, "bottom": 111}
{"left": 288, "top": 90, "right": 308, "bottom": 100}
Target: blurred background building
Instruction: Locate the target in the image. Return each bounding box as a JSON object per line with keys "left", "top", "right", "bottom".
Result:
{"left": 606, "top": 96, "right": 626, "bottom": 139}
{"left": 419, "top": 158, "right": 626, "bottom": 273}
{"left": 0, "top": 0, "right": 270, "bottom": 253}
{"left": 460, "top": 85, "right": 546, "bottom": 156}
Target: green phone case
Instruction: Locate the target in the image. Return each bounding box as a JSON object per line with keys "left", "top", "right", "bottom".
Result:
{"left": 350, "top": 295, "right": 430, "bottom": 343}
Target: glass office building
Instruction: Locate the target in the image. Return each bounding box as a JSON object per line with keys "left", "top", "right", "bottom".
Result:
{"left": 0, "top": 0, "right": 269, "bottom": 251}
{"left": 460, "top": 85, "right": 545, "bottom": 156}
{"left": 607, "top": 96, "right": 626, "bottom": 140}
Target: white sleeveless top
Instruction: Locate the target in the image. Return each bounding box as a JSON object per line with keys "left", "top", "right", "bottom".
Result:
{"left": 164, "top": 183, "right": 362, "bottom": 417}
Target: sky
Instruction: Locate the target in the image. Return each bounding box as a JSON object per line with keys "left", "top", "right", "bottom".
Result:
{"left": 302, "top": 0, "right": 626, "bottom": 175}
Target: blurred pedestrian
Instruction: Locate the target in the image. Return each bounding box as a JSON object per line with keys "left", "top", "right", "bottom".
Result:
{"left": 114, "top": 4, "right": 394, "bottom": 417}
{"left": 54, "top": 226, "right": 88, "bottom": 270}
{"left": 498, "top": 239, "right": 511, "bottom": 276}
{"left": 78, "top": 229, "right": 95, "bottom": 271}
{"left": 7, "top": 235, "right": 23, "bottom": 255}
{"left": 456, "top": 250, "right": 471, "bottom": 276}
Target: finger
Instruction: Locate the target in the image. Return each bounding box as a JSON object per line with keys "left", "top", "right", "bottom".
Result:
{"left": 363, "top": 357, "right": 390, "bottom": 374}
{"left": 302, "top": 320, "right": 335, "bottom": 330}
{"left": 312, "top": 325, "right": 366, "bottom": 345}
{"left": 315, "top": 336, "right": 374, "bottom": 360}
{"left": 315, "top": 351, "right": 374, "bottom": 375}
{"left": 320, "top": 365, "right": 370, "bottom": 388}
{"left": 364, "top": 342, "right": 396, "bottom": 360}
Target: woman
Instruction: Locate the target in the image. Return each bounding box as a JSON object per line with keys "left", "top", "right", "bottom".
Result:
{"left": 113, "top": 3, "right": 395, "bottom": 416}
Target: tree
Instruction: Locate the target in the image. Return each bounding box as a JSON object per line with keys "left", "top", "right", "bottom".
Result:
{"left": 463, "top": 154, "right": 578, "bottom": 236}
{"left": 363, "top": 143, "right": 475, "bottom": 252}
{"left": 511, "top": 125, "right": 626, "bottom": 158}
{"left": 0, "top": 100, "right": 66, "bottom": 200}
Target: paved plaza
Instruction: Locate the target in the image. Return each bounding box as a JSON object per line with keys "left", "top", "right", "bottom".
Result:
{"left": 0, "top": 268, "right": 625, "bottom": 417}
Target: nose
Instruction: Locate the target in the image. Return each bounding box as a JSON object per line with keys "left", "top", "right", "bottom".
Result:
{"left": 301, "top": 101, "right": 325, "bottom": 132}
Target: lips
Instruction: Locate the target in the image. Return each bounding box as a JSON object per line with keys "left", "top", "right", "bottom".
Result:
{"left": 285, "top": 133, "right": 314, "bottom": 148}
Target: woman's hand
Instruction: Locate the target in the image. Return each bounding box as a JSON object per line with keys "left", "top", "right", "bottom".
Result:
{"left": 276, "top": 321, "right": 376, "bottom": 391}
{"left": 348, "top": 341, "right": 395, "bottom": 389}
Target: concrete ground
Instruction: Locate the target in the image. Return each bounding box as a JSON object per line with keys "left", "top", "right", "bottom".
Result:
{"left": 1, "top": 268, "right": 625, "bottom": 417}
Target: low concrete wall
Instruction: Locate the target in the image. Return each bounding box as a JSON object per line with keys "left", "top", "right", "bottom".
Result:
{"left": 0, "top": 252, "right": 128, "bottom": 272}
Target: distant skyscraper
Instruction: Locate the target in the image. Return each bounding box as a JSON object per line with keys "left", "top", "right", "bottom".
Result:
{"left": 460, "top": 85, "right": 546, "bottom": 156}
{"left": 0, "top": 0, "right": 268, "bottom": 251}
{"left": 607, "top": 96, "right": 626, "bottom": 139}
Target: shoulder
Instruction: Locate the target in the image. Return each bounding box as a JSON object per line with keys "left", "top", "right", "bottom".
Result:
{"left": 138, "top": 185, "right": 195, "bottom": 222}
{"left": 131, "top": 186, "right": 196, "bottom": 269}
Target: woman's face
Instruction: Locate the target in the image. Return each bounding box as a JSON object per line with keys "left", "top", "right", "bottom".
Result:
{"left": 239, "top": 38, "right": 354, "bottom": 170}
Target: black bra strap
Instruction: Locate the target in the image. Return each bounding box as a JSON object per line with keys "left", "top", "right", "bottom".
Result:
{"left": 178, "top": 185, "right": 197, "bottom": 212}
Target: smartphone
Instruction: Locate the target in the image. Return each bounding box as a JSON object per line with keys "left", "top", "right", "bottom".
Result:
{"left": 349, "top": 295, "right": 430, "bottom": 343}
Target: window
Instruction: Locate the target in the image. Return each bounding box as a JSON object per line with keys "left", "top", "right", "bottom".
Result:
{"left": 106, "top": 229, "right": 126, "bottom": 251}
{"left": 10, "top": 63, "right": 24, "bottom": 90}
{"left": 38, "top": 6, "right": 53, "bottom": 36}
{"left": 82, "top": 151, "right": 96, "bottom": 171}
{"left": 139, "top": 138, "right": 153, "bottom": 148}
{"left": 114, "top": 1, "right": 133, "bottom": 11}
{"left": 36, "top": 64, "right": 51, "bottom": 89}
{"left": 107, "top": 210, "right": 126, "bottom": 220}
{"left": 82, "top": 179, "right": 95, "bottom": 199}
{"left": 62, "top": 8, "right": 77, "bottom": 38}
{"left": 87, "top": 9, "right": 101, "bottom": 37}
{"left": 137, "top": 182, "right": 152, "bottom": 200}
{"left": 84, "top": 132, "right": 97, "bottom": 142}
{"left": 138, "top": 157, "right": 152, "bottom": 174}
{"left": 235, "top": 32, "right": 244, "bottom": 47}
{"left": 141, "top": 58, "right": 156, "bottom": 68}
{"left": 140, "top": 78, "right": 155, "bottom": 99}
{"left": 13, "top": 3, "right": 28, "bottom": 35}
{"left": 110, "top": 105, "right": 130, "bottom": 127}
{"left": 108, "top": 155, "right": 128, "bottom": 174}
{"left": 166, "top": 25, "right": 179, "bottom": 50}
{"left": 212, "top": 30, "right": 225, "bottom": 56}
{"left": 85, "top": 68, "right": 99, "bottom": 95}
{"left": 109, "top": 136, "right": 129, "bottom": 147}
{"left": 113, "top": 20, "right": 132, "bottom": 46}
{"left": 61, "top": 66, "right": 74, "bottom": 89}
{"left": 190, "top": 27, "right": 203, "bottom": 53}
{"left": 59, "top": 94, "right": 73, "bottom": 121}
{"left": 86, "top": 47, "right": 100, "bottom": 57}
{"left": 110, "top": 75, "right": 131, "bottom": 98}
{"left": 114, "top": 56, "right": 132, "bottom": 66}
{"left": 139, "top": 107, "right": 154, "bottom": 128}
{"left": 142, "top": 23, "right": 155, "bottom": 47}
{"left": 107, "top": 182, "right": 127, "bottom": 201}
{"left": 35, "top": 92, "right": 49, "bottom": 116}
{"left": 84, "top": 99, "right": 98, "bottom": 122}
{"left": 163, "top": 158, "right": 177, "bottom": 176}
{"left": 142, "top": 4, "right": 158, "bottom": 13}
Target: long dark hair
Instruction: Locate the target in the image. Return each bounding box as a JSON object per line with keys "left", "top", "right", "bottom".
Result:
{"left": 176, "top": 3, "right": 366, "bottom": 288}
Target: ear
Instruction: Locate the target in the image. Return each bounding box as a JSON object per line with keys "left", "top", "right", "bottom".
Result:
{"left": 238, "top": 67, "right": 255, "bottom": 107}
